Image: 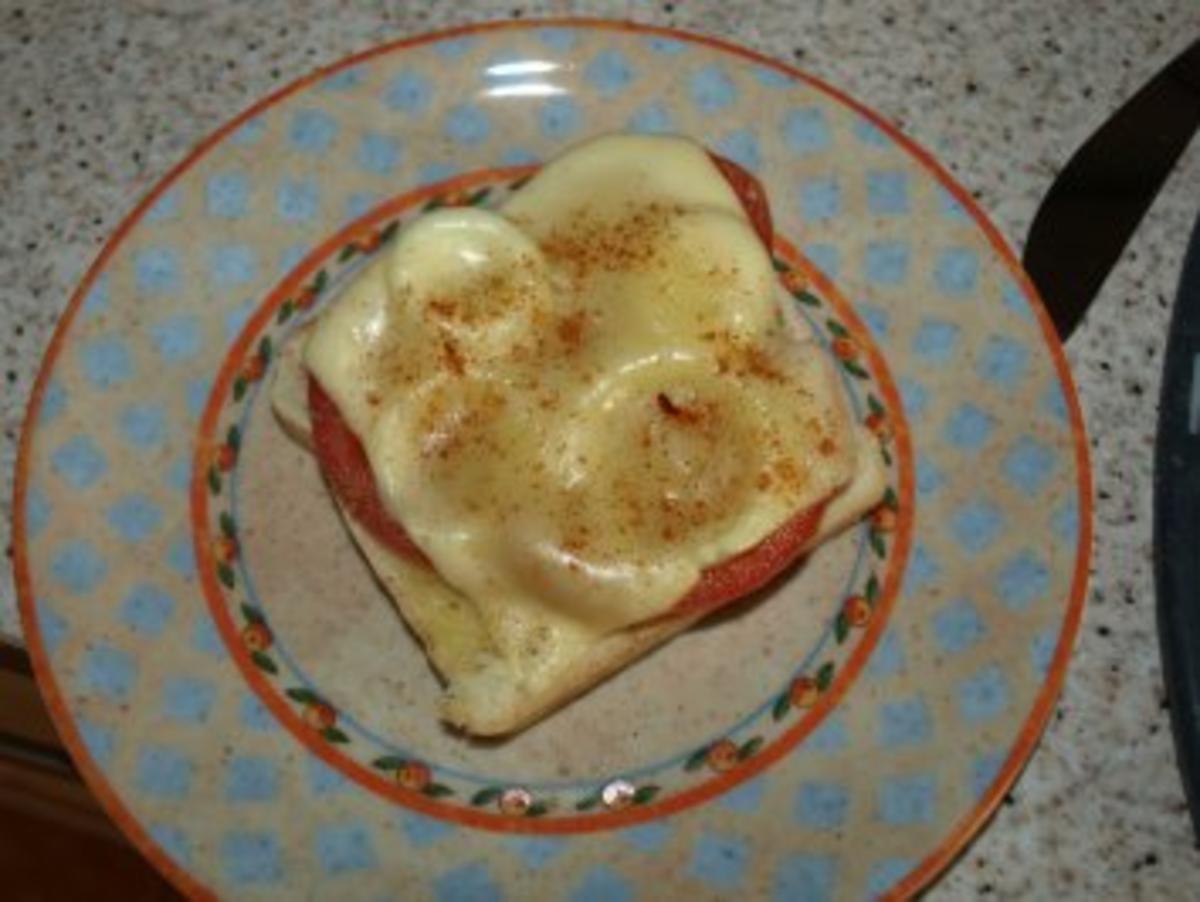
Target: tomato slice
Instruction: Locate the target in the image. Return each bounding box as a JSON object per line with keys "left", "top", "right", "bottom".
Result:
{"left": 307, "top": 153, "right": 831, "bottom": 621}
{"left": 707, "top": 152, "right": 773, "bottom": 247}
{"left": 667, "top": 499, "right": 827, "bottom": 619}
{"left": 308, "top": 377, "right": 429, "bottom": 564}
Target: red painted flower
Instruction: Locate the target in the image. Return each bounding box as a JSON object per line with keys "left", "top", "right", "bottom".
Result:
{"left": 442, "top": 189, "right": 472, "bottom": 207}
{"left": 865, "top": 411, "right": 891, "bottom": 441}
{"left": 789, "top": 675, "right": 819, "bottom": 709}
{"left": 706, "top": 739, "right": 739, "bottom": 773}
{"left": 498, "top": 787, "right": 532, "bottom": 816}
{"left": 781, "top": 268, "right": 808, "bottom": 294}
{"left": 212, "top": 443, "right": 236, "bottom": 472}
{"left": 871, "top": 505, "right": 898, "bottom": 533}
{"left": 357, "top": 231, "right": 384, "bottom": 253}
{"left": 241, "top": 622, "right": 272, "bottom": 652}
{"left": 303, "top": 701, "right": 337, "bottom": 730}
{"left": 396, "top": 761, "right": 431, "bottom": 792}
{"left": 601, "top": 780, "right": 635, "bottom": 810}
{"left": 295, "top": 285, "right": 318, "bottom": 310}
{"left": 843, "top": 594, "right": 871, "bottom": 627}
{"left": 242, "top": 355, "right": 266, "bottom": 382}
{"left": 212, "top": 534, "right": 238, "bottom": 565}
{"left": 831, "top": 336, "right": 858, "bottom": 361}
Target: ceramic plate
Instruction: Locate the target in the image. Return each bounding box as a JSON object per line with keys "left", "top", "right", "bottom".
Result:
{"left": 13, "top": 19, "right": 1090, "bottom": 901}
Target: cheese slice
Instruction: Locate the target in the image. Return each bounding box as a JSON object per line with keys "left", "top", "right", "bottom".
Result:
{"left": 303, "top": 133, "right": 860, "bottom": 674}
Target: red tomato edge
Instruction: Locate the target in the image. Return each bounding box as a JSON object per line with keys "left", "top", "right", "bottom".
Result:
{"left": 308, "top": 377, "right": 429, "bottom": 564}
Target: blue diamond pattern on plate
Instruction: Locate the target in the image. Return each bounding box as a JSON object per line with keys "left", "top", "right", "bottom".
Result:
{"left": 51, "top": 539, "right": 109, "bottom": 595}
{"left": 120, "top": 583, "right": 176, "bottom": 635}
{"left": 221, "top": 831, "right": 283, "bottom": 886}
{"left": 50, "top": 435, "right": 107, "bottom": 489}
{"left": 794, "top": 781, "right": 850, "bottom": 830}
{"left": 877, "top": 773, "right": 937, "bottom": 825}
{"left": 507, "top": 836, "right": 567, "bottom": 870}
{"left": 76, "top": 644, "right": 136, "bottom": 702}
{"left": 137, "top": 745, "right": 194, "bottom": 800}
{"left": 932, "top": 597, "right": 986, "bottom": 655}
{"left": 995, "top": 549, "right": 1050, "bottom": 611}
{"left": 957, "top": 665, "right": 1011, "bottom": 724}
{"left": 774, "top": 855, "right": 837, "bottom": 902}
{"left": 226, "top": 756, "right": 280, "bottom": 803}
{"left": 572, "top": 866, "right": 634, "bottom": 902}
{"left": 315, "top": 821, "right": 378, "bottom": 875}
{"left": 162, "top": 676, "right": 217, "bottom": 724}
{"left": 879, "top": 697, "right": 933, "bottom": 748}
{"left": 689, "top": 832, "right": 750, "bottom": 889}
{"left": 434, "top": 862, "right": 501, "bottom": 902}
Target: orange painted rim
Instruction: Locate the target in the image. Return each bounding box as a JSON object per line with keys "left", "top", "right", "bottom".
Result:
{"left": 9, "top": 17, "right": 1092, "bottom": 900}
{"left": 189, "top": 172, "right": 914, "bottom": 833}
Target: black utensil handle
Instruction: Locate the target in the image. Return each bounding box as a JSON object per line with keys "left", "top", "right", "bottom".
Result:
{"left": 1155, "top": 207, "right": 1200, "bottom": 841}
{"left": 1024, "top": 38, "right": 1200, "bottom": 341}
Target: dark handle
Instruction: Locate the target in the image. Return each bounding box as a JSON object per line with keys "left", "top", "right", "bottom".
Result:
{"left": 1025, "top": 38, "right": 1200, "bottom": 341}
{"left": 1154, "top": 207, "right": 1200, "bottom": 842}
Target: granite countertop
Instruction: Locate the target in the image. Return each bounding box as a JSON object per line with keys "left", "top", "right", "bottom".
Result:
{"left": 3, "top": 0, "right": 1199, "bottom": 896}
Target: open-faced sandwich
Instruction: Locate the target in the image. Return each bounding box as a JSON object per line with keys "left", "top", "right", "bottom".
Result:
{"left": 270, "top": 133, "right": 887, "bottom": 736}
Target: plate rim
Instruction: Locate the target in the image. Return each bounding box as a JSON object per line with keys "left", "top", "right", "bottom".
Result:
{"left": 189, "top": 189, "right": 916, "bottom": 830}
{"left": 10, "top": 16, "right": 1093, "bottom": 901}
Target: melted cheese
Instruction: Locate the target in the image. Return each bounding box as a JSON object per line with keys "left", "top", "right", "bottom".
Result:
{"left": 305, "top": 134, "right": 857, "bottom": 665}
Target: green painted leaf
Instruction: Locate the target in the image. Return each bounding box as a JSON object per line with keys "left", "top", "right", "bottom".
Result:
{"left": 207, "top": 467, "right": 222, "bottom": 494}
{"left": 816, "top": 661, "right": 835, "bottom": 691}
{"left": 338, "top": 243, "right": 358, "bottom": 263}
{"left": 240, "top": 603, "right": 264, "bottom": 624}
{"left": 322, "top": 726, "right": 350, "bottom": 744}
{"left": 219, "top": 512, "right": 237, "bottom": 538}
{"left": 632, "top": 785, "right": 660, "bottom": 804}
{"left": 313, "top": 269, "right": 328, "bottom": 292}
{"left": 379, "top": 220, "right": 400, "bottom": 242}
{"left": 258, "top": 336, "right": 273, "bottom": 363}
{"left": 286, "top": 687, "right": 321, "bottom": 705}
{"left": 772, "top": 257, "right": 790, "bottom": 273}
{"left": 509, "top": 174, "right": 532, "bottom": 191}
{"left": 684, "top": 746, "right": 711, "bottom": 771}
{"left": 216, "top": 563, "right": 235, "bottom": 589}
{"left": 423, "top": 782, "right": 454, "bottom": 797}
{"left": 834, "top": 610, "right": 849, "bottom": 643}
{"left": 737, "top": 737, "right": 763, "bottom": 761}
{"left": 772, "top": 693, "right": 792, "bottom": 721}
{"left": 232, "top": 377, "right": 247, "bottom": 402}
{"left": 525, "top": 801, "right": 550, "bottom": 817}
{"left": 842, "top": 360, "right": 870, "bottom": 379}
{"left": 250, "top": 650, "right": 277, "bottom": 674}
{"left": 277, "top": 300, "right": 294, "bottom": 324}
{"left": 826, "top": 318, "right": 849, "bottom": 338}
{"left": 866, "top": 573, "right": 880, "bottom": 603}
{"left": 371, "top": 756, "right": 408, "bottom": 771}
{"left": 471, "top": 786, "right": 503, "bottom": 807}
{"left": 226, "top": 424, "right": 241, "bottom": 450}
{"left": 423, "top": 196, "right": 444, "bottom": 211}
{"left": 869, "top": 529, "right": 887, "bottom": 558}
{"left": 867, "top": 394, "right": 886, "bottom": 417}
{"left": 468, "top": 186, "right": 491, "bottom": 206}
{"left": 881, "top": 446, "right": 893, "bottom": 466}
{"left": 883, "top": 486, "right": 899, "bottom": 510}
{"left": 575, "top": 793, "right": 601, "bottom": 811}
{"left": 796, "top": 290, "right": 821, "bottom": 307}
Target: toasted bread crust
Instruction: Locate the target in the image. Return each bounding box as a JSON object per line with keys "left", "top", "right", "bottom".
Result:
{"left": 270, "top": 326, "right": 885, "bottom": 736}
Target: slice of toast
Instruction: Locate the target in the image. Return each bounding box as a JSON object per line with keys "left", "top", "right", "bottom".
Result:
{"left": 271, "top": 325, "right": 887, "bottom": 735}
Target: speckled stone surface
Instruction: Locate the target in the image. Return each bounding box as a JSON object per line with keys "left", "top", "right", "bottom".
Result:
{"left": 2, "top": 0, "right": 1199, "bottom": 896}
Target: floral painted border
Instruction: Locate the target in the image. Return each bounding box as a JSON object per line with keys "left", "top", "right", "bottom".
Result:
{"left": 197, "top": 171, "right": 906, "bottom": 820}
